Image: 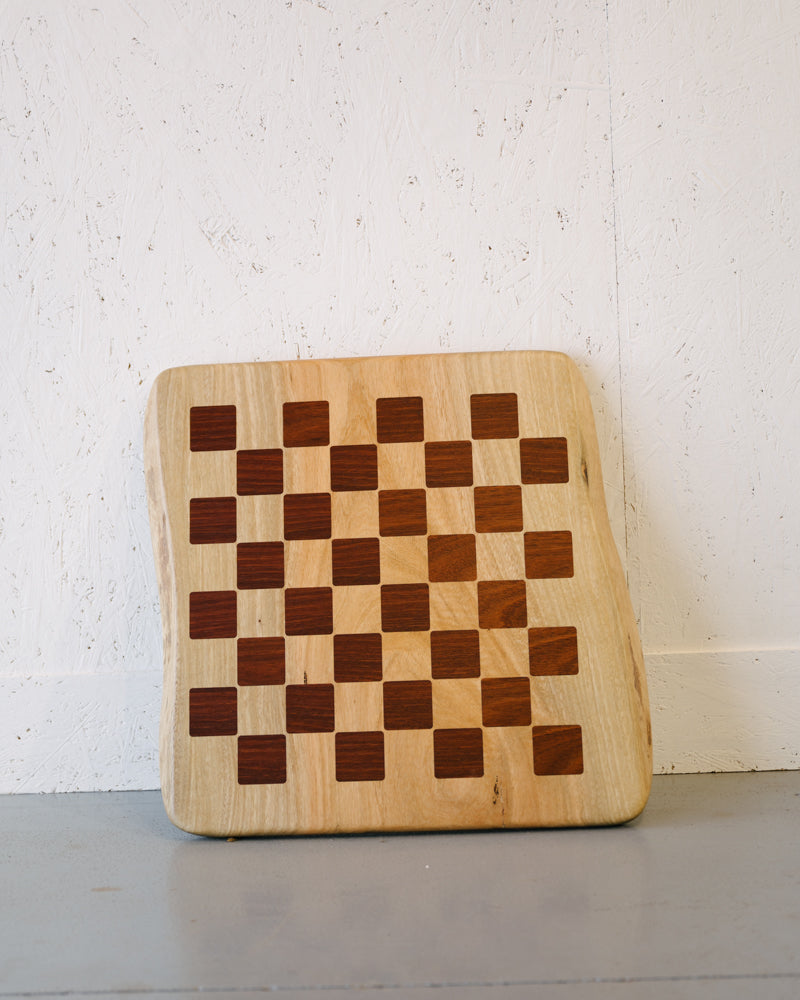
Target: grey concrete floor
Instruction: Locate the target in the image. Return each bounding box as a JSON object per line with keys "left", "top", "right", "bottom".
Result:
{"left": 1, "top": 772, "right": 798, "bottom": 999}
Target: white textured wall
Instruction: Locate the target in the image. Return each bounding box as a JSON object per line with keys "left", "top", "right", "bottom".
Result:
{"left": 2, "top": 0, "right": 798, "bottom": 792}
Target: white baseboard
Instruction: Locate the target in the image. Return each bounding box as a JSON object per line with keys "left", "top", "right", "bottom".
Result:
{"left": 0, "top": 671, "right": 161, "bottom": 794}
{"left": 648, "top": 649, "right": 800, "bottom": 774}
{"left": 1, "top": 650, "right": 797, "bottom": 793}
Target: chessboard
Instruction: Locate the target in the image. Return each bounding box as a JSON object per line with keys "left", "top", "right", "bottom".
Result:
{"left": 145, "top": 351, "right": 651, "bottom": 836}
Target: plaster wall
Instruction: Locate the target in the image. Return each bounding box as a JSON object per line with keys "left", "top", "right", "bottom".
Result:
{"left": 2, "top": 0, "right": 798, "bottom": 791}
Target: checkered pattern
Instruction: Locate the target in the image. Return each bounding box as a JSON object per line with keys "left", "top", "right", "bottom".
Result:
{"left": 186, "top": 394, "right": 583, "bottom": 785}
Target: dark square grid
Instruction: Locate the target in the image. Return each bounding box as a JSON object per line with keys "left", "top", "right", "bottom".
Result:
{"left": 427, "top": 534, "right": 477, "bottom": 582}
{"left": 285, "top": 683, "right": 335, "bottom": 733}
{"left": 434, "top": 728, "right": 484, "bottom": 778}
{"left": 284, "top": 493, "right": 332, "bottom": 540}
{"left": 376, "top": 396, "right": 424, "bottom": 443}
{"left": 189, "top": 590, "right": 237, "bottom": 639}
{"left": 237, "top": 542, "right": 284, "bottom": 590}
{"left": 481, "top": 677, "right": 532, "bottom": 727}
{"left": 383, "top": 680, "right": 433, "bottom": 730}
{"left": 528, "top": 627, "right": 579, "bottom": 676}
{"left": 332, "top": 537, "right": 381, "bottom": 586}
{"left": 189, "top": 687, "right": 237, "bottom": 737}
{"left": 334, "top": 633, "right": 383, "bottom": 683}
{"left": 532, "top": 725, "right": 584, "bottom": 775}
{"left": 283, "top": 401, "right": 329, "bottom": 448}
{"left": 331, "top": 445, "right": 378, "bottom": 492}
{"left": 285, "top": 587, "right": 333, "bottom": 635}
{"left": 430, "top": 630, "right": 481, "bottom": 679}
{"left": 190, "top": 497, "right": 236, "bottom": 545}
{"left": 520, "top": 437, "right": 569, "bottom": 484}
{"left": 378, "top": 489, "right": 427, "bottom": 536}
{"left": 524, "top": 531, "right": 574, "bottom": 578}
{"left": 474, "top": 486, "right": 523, "bottom": 533}
{"left": 470, "top": 393, "right": 519, "bottom": 439}
{"left": 425, "top": 441, "right": 473, "bottom": 488}
{"left": 237, "top": 449, "right": 283, "bottom": 495}
{"left": 335, "top": 731, "right": 385, "bottom": 782}
{"left": 238, "top": 735, "right": 287, "bottom": 784}
{"left": 381, "top": 583, "right": 430, "bottom": 632}
{"left": 477, "top": 580, "right": 527, "bottom": 629}
{"left": 190, "top": 405, "right": 236, "bottom": 452}
{"left": 237, "top": 636, "right": 286, "bottom": 686}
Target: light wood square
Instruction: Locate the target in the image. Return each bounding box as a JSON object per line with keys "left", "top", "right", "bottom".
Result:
{"left": 335, "top": 682, "right": 384, "bottom": 732}
{"left": 331, "top": 491, "right": 379, "bottom": 538}
{"left": 425, "top": 487, "right": 475, "bottom": 535}
{"left": 187, "top": 543, "right": 236, "bottom": 592}
{"left": 238, "top": 685, "right": 286, "bottom": 737}
{"left": 432, "top": 678, "right": 483, "bottom": 728}
{"left": 377, "top": 442, "right": 426, "bottom": 490}
{"left": 185, "top": 638, "right": 237, "bottom": 689}
{"left": 429, "top": 581, "right": 479, "bottom": 631}
{"left": 472, "top": 438, "right": 522, "bottom": 488}
{"left": 381, "top": 631, "right": 431, "bottom": 681}
{"left": 476, "top": 532, "right": 526, "bottom": 581}
{"left": 236, "top": 495, "right": 282, "bottom": 544}
{"left": 237, "top": 588, "right": 283, "bottom": 639}
{"left": 285, "top": 539, "right": 332, "bottom": 587}
{"left": 332, "top": 583, "right": 382, "bottom": 634}
{"left": 286, "top": 732, "right": 336, "bottom": 787}
{"left": 380, "top": 535, "right": 428, "bottom": 584}
{"left": 479, "top": 629, "right": 530, "bottom": 678}
{"left": 188, "top": 450, "right": 236, "bottom": 499}
{"left": 284, "top": 634, "right": 334, "bottom": 686}
{"left": 283, "top": 446, "right": 331, "bottom": 495}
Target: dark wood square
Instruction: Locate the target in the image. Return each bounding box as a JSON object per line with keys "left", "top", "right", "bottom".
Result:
{"left": 330, "top": 445, "right": 378, "bottom": 492}
{"left": 427, "top": 534, "right": 477, "bottom": 582}
{"left": 430, "top": 630, "right": 481, "bottom": 679}
{"left": 286, "top": 683, "right": 335, "bottom": 733}
{"left": 434, "top": 728, "right": 484, "bottom": 778}
{"left": 189, "top": 590, "right": 237, "bottom": 639}
{"left": 237, "top": 636, "right": 286, "bottom": 686}
{"left": 190, "top": 497, "right": 236, "bottom": 544}
{"left": 381, "top": 583, "right": 430, "bottom": 632}
{"left": 481, "top": 677, "right": 531, "bottom": 727}
{"left": 524, "top": 531, "right": 574, "bottom": 578}
{"left": 425, "top": 441, "right": 473, "bottom": 487}
{"left": 474, "top": 486, "right": 523, "bottom": 533}
{"left": 284, "top": 493, "right": 331, "bottom": 540}
{"left": 238, "top": 735, "right": 287, "bottom": 784}
{"left": 189, "top": 687, "right": 237, "bottom": 736}
{"left": 383, "top": 680, "right": 433, "bottom": 730}
{"left": 528, "top": 627, "right": 579, "bottom": 676}
{"left": 532, "top": 725, "right": 584, "bottom": 775}
{"left": 283, "top": 400, "right": 330, "bottom": 447}
{"left": 470, "top": 393, "right": 519, "bottom": 439}
{"left": 334, "top": 633, "right": 383, "bottom": 682}
{"left": 376, "top": 396, "right": 424, "bottom": 443}
{"left": 477, "top": 580, "right": 527, "bottom": 629}
{"left": 190, "top": 405, "right": 236, "bottom": 451}
{"left": 520, "top": 437, "right": 569, "bottom": 484}
{"left": 285, "top": 587, "right": 333, "bottom": 635}
{"left": 332, "top": 537, "right": 381, "bottom": 586}
{"left": 378, "top": 489, "right": 427, "bottom": 536}
{"left": 237, "top": 542, "right": 284, "bottom": 590}
{"left": 335, "top": 731, "right": 385, "bottom": 781}
{"left": 237, "top": 449, "right": 283, "bottom": 495}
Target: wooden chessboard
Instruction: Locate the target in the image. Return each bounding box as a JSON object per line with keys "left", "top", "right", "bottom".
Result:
{"left": 145, "top": 351, "right": 651, "bottom": 836}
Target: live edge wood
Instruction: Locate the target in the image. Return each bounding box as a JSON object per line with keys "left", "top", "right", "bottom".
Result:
{"left": 145, "top": 350, "right": 651, "bottom": 836}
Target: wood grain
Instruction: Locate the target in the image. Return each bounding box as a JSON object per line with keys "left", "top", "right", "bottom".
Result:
{"left": 145, "top": 350, "right": 652, "bottom": 835}
{"left": 470, "top": 393, "right": 519, "bottom": 439}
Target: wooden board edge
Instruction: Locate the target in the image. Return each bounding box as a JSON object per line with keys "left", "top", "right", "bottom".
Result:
{"left": 564, "top": 355, "right": 653, "bottom": 815}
